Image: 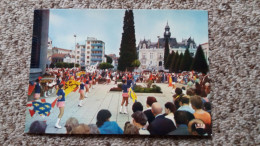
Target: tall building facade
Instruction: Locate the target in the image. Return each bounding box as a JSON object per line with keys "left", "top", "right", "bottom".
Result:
{"left": 75, "top": 37, "right": 105, "bottom": 67}
{"left": 137, "top": 22, "right": 197, "bottom": 71}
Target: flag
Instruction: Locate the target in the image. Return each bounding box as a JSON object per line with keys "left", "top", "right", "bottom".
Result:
{"left": 27, "top": 98, "right": 57, "bottom": 117}
{"left": 128, "top": 88, "right": 137, "bottom": 103}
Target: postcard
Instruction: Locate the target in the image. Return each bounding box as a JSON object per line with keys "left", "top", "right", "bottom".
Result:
{"left": 25, "top": 9, "right": 211, "bottom": 136}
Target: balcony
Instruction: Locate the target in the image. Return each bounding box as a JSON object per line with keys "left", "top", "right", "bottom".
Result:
{"left": 91, "top": 58, "right": 102, "bottom": 61}
{"left": 91, "top": 43, "right": 103, "bottom": 47}
{"left": 91, "top": 48, "right": 102, "bottom": 52}
{"left": 91, "top": 53, "right": 102, "bottom": 56}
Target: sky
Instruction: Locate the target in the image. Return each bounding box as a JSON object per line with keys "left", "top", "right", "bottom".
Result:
{"left": 49, "top": 9, "right": 208, "bottom": 56}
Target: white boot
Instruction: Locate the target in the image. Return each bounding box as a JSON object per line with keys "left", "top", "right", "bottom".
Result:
{"left": 44, "top": 92, "right": 48, "bottom": 97}
{"left": 85, "top": 93, "right": 88, "bottom": 98}
{"left": 78, "top": 100, "right": 83, "bottom": 107}
{"left": 119, "top": 106, "right": 123, "bottom": 114}
{"left": 124, "top": 106, "right": 128, "bottom": 114}
{"left": 55, "top": 118, "right": 61, "bottom": 129}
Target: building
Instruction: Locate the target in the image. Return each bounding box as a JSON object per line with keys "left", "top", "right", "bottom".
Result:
{"left": 200, "top": 42, "right": 209, "bottom": 64}
{"left": 30, "top": 10, "right": 49, "bottom": 81}
{"left": 51, "top": 53, "right": 75, "bottom": 64}
{"left": 47, "top": 37, "right": 52, "bottom": 67}
{"left": 137, "top": 22, "right": 197, "bottom": 71}
{"left": 75, "top": 37, "right": 105, "bottom": 67}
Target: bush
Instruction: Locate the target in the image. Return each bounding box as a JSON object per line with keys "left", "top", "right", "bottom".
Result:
{"left": 147, "top": 80, "right": 153, "bottom": 88}
{"left": 134, "top": 85, "right": 162, "bottom": 93}
{"left": 98, "top": 78, "right": 107, "bottom": 84}
{"left": 110, "top": 87, "right": 122, "bottom": 92}
{"left": 117, "top": 83, "right": 123, "bottom": 89}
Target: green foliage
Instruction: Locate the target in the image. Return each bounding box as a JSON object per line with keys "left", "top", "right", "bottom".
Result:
{"left": 69, "top": 63, "right": 74, "bottom": 68}
{"left": 50, "top": 63, "right": 55, "bottom": 68}
{"left": 117, "top": 83, "right": 123, "bottom": 89}
{"left": 180, "top": 48, "right": 193, "bottom": 71}
{"left": 164, "top": 38, "right": 170, "bottom": 67}
{"left": 146, "top": 80, "right": 153, "bottom": 88}
{"left": 191, "top": 45, "right": 209, "bottom": 74}
{"left": 165, "top": 51, "right": 174, "bottom": 69}
{"left": 118, "top": 10, "right": 137, "bottom": 71}
{"left": 170, "top": 52, "right": 179, "bottom": 72}
{"left": 55, "top": 62, "right": 63, "bottom": 68}
{"left": 75, "top": 64, "right": 80, "bottom": 67}
{"left": 174, "top": 52, "right": 183, "bottom": 73}
{"left": 105, "top": 55, "right": 113, "bottom": 64}
{"left": 131, "top": 59, "right": 141, "bottom": 68}
{"left": 98, "top": 62, "right": 114, "bottom": 69}
{"left": 134, "top": 85, "right": 162, "bottom": 93}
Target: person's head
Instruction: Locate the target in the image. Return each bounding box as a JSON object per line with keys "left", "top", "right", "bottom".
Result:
{"left": 71, "top": 124, "right": 90, "bottom": 134}
{"left": 65, "top": 117, "right": 79, "bottom": 134}
{"left": 204, "top": 102, "right": 211, "bottom": 111}
{"left": 96, "top": 109, "right": 112, "bottom": 127}
{"left": 146, "top": 96, "right": 157, "bottom": 107}
{"left": 179, "top": 96, "right": 190, "bottom": 106}
{"left": 190, "top": 95, "right": 203, "bottom": 110}
{"left": 88, "top": 124, "right": 100, "bottom": 134}
{"left": 175, "top": 88, "right": 182, "bottom": 95}
{"left": 58, "top": 84, "right": 64, "bottom": 89}
{"left": 151, "top": 102, "right": 162, "bottom": 116}
{"left": 131, "top": 111, "right": 147, "bottom": 127}
{"left": 35, "top": 79, "right": 39, "bottom": 83}
{"left": 132, "top": 102, "right": 143, "bottom": 113}
{"left": 186, "top": 88, "right": 195, "bottom": 96}
{"left": 164, "top": 102, "right": 176, "bottom": 114}
{"left": 122, "top": 80, "right": 126, "bottom": 84}
{"left": 124, "top": 122, "right": 139, "bottom": 134}
{"left": 29, "top": 121, "right": 47, "bottom": 134}
{"left": 188, "top": 119, "right": 206, "bottom": 136}
{"left": 174, "top": 111, "right": 195, "bottom": 126}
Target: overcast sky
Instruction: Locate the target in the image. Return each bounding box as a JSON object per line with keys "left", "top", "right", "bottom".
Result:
{"left": 49, "top": 9, "right": 208, "bottom": 56}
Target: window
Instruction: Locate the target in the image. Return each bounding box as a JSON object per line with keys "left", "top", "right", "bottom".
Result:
{"left": 87, "top": 51, "right": 90, "bottom": 54}
{"left": 150, "top": 53, "right": 153, "bottom": 59}
{"left": 87, "top": 56, "right": 89, "bottom": 59}
{"left": 77, "top": 56, "right": 79, "bottom": 59}
{"left": 87, "top": 46, "right": 90, "bottom": 49}
{"left": 142, "top": 53, "right": 146, "bottom": 59}
{"left": 87, "top": 41, "right": 90, "bottom": 44}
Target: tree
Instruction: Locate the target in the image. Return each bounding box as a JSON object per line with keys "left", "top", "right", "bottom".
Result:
{"left": 98, "top": 62, "right": 114, "bottom": 69}
{"left": 75, "top": 64, "right": 80, "bottom": 67}
{"left": 63, "top": 62, "right": 69, "bottom": 68}
{"left": 55, "top": 62, "right": 63, "bottom": 68}
{"left": 105, "top": 55, "right": 113, "bottom": 64}
{"left": 69, "top": 63, "right": 74, "bottom": 68}
{"left": 118, "top": 10, "right": 137, "bottom": 71}
{"left": 165, "top": 51, "right": 175, "bottom": 69}
{"left": 174, "top": 52, "right": 183, "bottom": 73}
{"left": 191, "top": 45, "right": 209, "bottom": 74}
{"left": 131, "top": 59, "right": 141, "bottom": 69}
{"left": 180, "top": 48, "right": 193, "bottom": 71}
{"left": 50, "top": 63, "right": 55, "bottom": 68}
{"left": 164, "top": 38, "right": 170, "bottom": 67}
{"left": 170, "top": 52, "right": 179, "bottom": 72}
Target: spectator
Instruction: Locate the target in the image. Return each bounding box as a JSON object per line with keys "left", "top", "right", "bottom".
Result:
{"left": 147, "top": 102, "right": 176, "bottom": 135}
{"left": 188, "top": 119, "right": 207, "bottom": 136}
{"left": 168, "top": 111, "right": 194, "bottom": 135}
{"left": 164, "top": 102, "right": 177, "bottom": 127}
{"left": 173, "top": 88, "right": 184, "bottom": 109}
{"left": 190, "top": 95, "right": 211, "bottom": 133}
{"left": 186, "top": 88, "right": 195, "bottom": 96}
{"left": 143, "top": 96, "right": 157, "bottom": 124}
{"left": 71, "top": 124, "right": 90, "bottom": 134}
{"left": 65, "top": 117, "right": 79, "bottom": 134}
{"left": 96, "top": 109, "right": 123, "bottom": 134}
{"left": 131, "top": 111, "right": 150, "bottom": 135}
{"left": 177, "top": 96, "right": 195, "bottom": 114}
{"left": 124, "top": 122, "right": 139, "bottom": 134}
{"left": 132, "top": 102, "right": 143, "bottom": 113}
{"left": 88, "top": 124, "right": 100, "bottom": 134}
{"left": 204, "top": 102, "right": 211, "bottom": 115}
{"left": 29, "top": 121, "right": 47, "bottom": 134}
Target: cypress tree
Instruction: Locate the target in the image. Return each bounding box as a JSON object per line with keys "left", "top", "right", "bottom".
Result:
{"left": 191, "top": 45, "right": 209, "bottom": 74}
{"left": 174, "top": 52, "right": 183, "bottom": 73}
{"left": 164, "top": 38, "right": 169, "bottom": 67}
{"left": 180, "top": 48, "right": 192, "bottom": 71}
{"left": 165, "top": 51, "right": 174, "bottom": 69}
{"left": 118, "top": 10, "right": 137, "bottom": 71}
{"left": 170, "top": 51, "right": 179, "bottom": 73}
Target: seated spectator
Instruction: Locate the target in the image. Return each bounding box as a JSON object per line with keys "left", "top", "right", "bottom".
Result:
{"left": 143, "top": 96, "right": 157, "bottom": 124}
{"left": 164, "top": 102, "right": 177, "bottom": 127}
{"left": 96, "top": 109, "right": 123, "bottom": 134}
{"left": 168, "top": 111, "right": 195, "bottom": 135}
{"left": 124, "top": 122, "right": 139, "bottom": 134}
{"left": 88, "top": 124, "right": 100, "bottom": 134}
{"left": 147, "top": 102, "right": 176, "bottom": 135}
{"left": 204, "top": 102, "right": 211, "bottom": 115}
{"left": 65, "top": 117, "right": 79, "bottom": 134}
{"left": 190, "top": 95, "right": 211, "bottom": 133}
{"left": 173, "top": 88, "right": 184, "bottom": 109}
{"left": 131, "top": 111, "right": 150, "bottom": 135}
{"left": 178, "top": 96, "right": 195, "bottom": 114}
{"left": 132, "top": 102, "right": 143, "bottom": 113}
{"left": 71, "top": 124, "right": 90, "bottom": 134}
{"left": 29, "top": 121, "right": 47, "bottom": 134}
{"left": 188, "top": 119, "right": 207, "bottom": 136}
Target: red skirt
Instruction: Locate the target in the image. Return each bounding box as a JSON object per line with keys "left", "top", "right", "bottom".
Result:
{"left": 122, "top": 93, "right": 128, "bottom": 98}
{"left": 57, "top": 101, "right": 65, "bottom": 107}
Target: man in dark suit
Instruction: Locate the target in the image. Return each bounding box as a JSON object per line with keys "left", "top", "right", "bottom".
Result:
{"left": 147, "top": 102, "right": 176, "bottom": 135}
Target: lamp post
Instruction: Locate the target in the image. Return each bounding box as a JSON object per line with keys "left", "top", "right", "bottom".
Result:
{"left": 74, "top": 34, "right": 76, "bottom": 69}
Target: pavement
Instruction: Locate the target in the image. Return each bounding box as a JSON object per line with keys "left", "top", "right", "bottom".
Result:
{"left": 24, "top": 81, "right": 187, "bottom": 134}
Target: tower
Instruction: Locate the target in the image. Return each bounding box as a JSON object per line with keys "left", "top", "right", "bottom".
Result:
{"left": 164, "top": 22, "right": 171, "bottom": 39}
